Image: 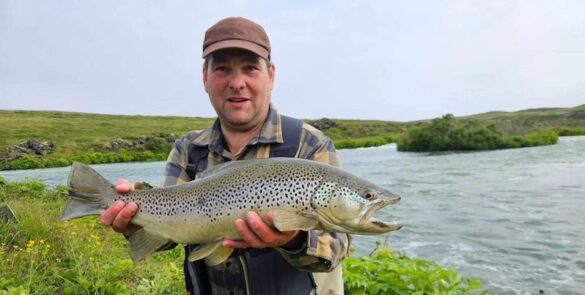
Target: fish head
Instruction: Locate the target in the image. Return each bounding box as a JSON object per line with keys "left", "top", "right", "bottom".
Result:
{"left": 313, "top": 173, "right": 402, "bottom": 235}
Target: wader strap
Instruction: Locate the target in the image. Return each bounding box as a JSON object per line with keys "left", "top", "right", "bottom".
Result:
{"left": 185, "top": 146, "right": 209, "bottom": 181}
{"left": 270, "top": 115, "right": 303, "bottom": 158}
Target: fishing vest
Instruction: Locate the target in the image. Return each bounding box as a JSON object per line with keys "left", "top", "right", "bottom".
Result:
{"left": 183, "top": 115, "right": 316, "bottom": 295}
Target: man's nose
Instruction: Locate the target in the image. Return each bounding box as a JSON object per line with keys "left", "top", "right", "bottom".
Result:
{"left": 228, "top": 71, "right": 246, "bottom": 90}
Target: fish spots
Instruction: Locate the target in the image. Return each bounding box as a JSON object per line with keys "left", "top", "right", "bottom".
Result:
{"left": 314, "top": 182, "right": 338, "bottom": 209}
{"left": 117, "top": 159, "right": 365, "bottom": 228}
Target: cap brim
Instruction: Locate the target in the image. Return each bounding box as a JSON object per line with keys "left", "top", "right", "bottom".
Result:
{"left": 202, "top": 39, "right": 269, "bottom": 59}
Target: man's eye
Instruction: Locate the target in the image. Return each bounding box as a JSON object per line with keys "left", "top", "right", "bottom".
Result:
{"left": 245, "top": 65, "right": 259, "bottom": 72}
{"left": 214, "top": 66, "right": 228, "bottom": 73}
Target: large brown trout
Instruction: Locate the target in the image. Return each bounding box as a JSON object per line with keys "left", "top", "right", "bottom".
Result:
{"left": 61, "top": 158, "right": 401, "bottom": 265}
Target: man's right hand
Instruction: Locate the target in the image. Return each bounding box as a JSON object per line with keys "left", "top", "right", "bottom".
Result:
{"left": 99, "top": 179, "right": 142, "bottom": 236}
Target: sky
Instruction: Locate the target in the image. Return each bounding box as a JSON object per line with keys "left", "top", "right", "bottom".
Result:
{"left": 1, "top": 0, "right": 584, "bottom": 121}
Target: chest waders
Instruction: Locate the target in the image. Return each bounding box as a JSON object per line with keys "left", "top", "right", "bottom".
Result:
{"left": 183, "top": 116, "right": 317, "bottom": 295}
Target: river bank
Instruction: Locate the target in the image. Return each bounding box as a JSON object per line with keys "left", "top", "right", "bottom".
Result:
{"left": 0, "top": 178, "right": 486, "bottom": 294}
{"left": 2, "top": 106, "right": 585, "bottom": 170}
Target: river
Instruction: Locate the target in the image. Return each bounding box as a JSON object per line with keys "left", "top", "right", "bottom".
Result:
{"left": 2, "top": 136, "right": 584, "bottom": 294}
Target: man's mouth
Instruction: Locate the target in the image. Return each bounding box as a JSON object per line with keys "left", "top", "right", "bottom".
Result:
{"left": 227, "top": 97, "right": 249, "bottom": 103}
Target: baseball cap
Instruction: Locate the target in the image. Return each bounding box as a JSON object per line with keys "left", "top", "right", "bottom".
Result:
{"left": 202, "top": 17, "right": 271, "bottom": 60}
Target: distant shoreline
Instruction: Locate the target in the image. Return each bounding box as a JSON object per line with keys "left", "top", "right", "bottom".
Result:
{"left": 1, "top": 106, "right": 584, "bottom": 170}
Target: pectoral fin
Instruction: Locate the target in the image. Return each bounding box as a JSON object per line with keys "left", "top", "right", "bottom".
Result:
{"left": 204, "top": 245, "right": 234, "bottom": 266}
{"left": 187, "top": 241, "right": 222, "bottom": 262}
{"left": 271, "top": 209, "right": 319, "bottom": 231}
{"left": 129, "top": 230, "right": 171, "bottom": 262}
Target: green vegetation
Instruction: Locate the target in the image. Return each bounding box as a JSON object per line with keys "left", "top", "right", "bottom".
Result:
{"left": 0, "top": 111, "right": 402, "bottom": 170}
{"left": 0, "top": 111, "right": 213, "bottom": 151}
{"left": 0, "top": 178, "right": 185, "bottom": 294}
{"left": 319, "top": 119, "right": 404, "bottom": 141}
{"left": 0, "top": 111, "right": 214, "bottom": 170}
{"left": 466, "top": 104, "right": 585, "bottom": 128}
{"left": 398, "top": 114, "right": 559, "bottom": 152}
{"left": 334, "top": 135, "right": 397, "bottom": 149}
{"left": 344, "top": 245, "right": 486, "bottom": 294}
{"left": 553, "top": 127, "right": 585, "bottom": 136}
{"left": 0, "top": 178, "right": 488, "bottom": 294}
{"left": 1, "top": 104, "right": 584, "bottom": 170}
{"left": 2, "top": 150, "right": 169, "bottom": 170}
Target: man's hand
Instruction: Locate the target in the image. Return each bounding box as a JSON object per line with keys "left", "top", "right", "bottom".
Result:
{"left": 99, "top": 179, "right": 142, "bottom": 236}
{"left": 223, "top": 211, "right": 305, "bottom": 250}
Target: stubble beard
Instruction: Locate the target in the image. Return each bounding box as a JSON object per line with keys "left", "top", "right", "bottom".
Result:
{"left": 219, "top": 105, "right": 267, "bottom": 133}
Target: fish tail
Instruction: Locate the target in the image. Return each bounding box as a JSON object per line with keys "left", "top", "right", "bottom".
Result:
{"left": 61, "top": 162, "right": 117, "bottom": 221}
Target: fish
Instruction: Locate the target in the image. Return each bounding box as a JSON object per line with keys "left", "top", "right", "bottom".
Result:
{"left": 61, "top": 158, "right": 402, "bottom": 265}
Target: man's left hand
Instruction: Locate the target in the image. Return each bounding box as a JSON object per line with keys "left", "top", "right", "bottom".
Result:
{"left": 223, "top": 211, "right": 304, "bottom": 249}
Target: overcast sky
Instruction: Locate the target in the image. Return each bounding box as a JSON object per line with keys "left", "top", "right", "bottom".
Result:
{"left": 1, "top": 1, "right": 584, "bottom": 121}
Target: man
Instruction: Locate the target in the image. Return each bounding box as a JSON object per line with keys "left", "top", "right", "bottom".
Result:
{"left": 100, "top": 17, "right": 349, "bottom": 295}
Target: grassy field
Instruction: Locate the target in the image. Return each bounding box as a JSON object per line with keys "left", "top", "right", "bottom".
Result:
{"left": 0, "top": 178, "right": 487, "bottom": 294}
{"left": 1, "top": 104, "right": 584, "bottom": 170}
{"left": 0, "top": 111, "right": 214, "bottom": 159}
{"left": 464, "top": 104, "right": 585, "bottom": 133}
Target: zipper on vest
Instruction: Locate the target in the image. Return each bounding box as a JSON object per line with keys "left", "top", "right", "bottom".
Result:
{"left": 238, "top": 254, "right": 251, "bottom": 295}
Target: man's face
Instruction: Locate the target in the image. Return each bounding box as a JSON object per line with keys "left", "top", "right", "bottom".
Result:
{"left": 203, "top": 49, "right": 275, "bottom": 132}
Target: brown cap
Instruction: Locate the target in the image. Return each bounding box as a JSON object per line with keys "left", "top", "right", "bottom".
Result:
{"left": 202, "top": 17, "right": 271, "bottom": 60}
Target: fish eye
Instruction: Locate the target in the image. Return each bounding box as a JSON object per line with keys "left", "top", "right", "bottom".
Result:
{"left": 364, "top": 192, "right": 376, "bottom": 200}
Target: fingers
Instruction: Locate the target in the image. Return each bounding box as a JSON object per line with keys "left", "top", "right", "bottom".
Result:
{"left": 103, "top": 179, "right": 144, "bottom": 236}
{"left": 115, "top": 179, "right": 133, "bottom": 193}
{"left": 99, "top": 200, "right": 141, "bottom": 236}
{"left": 235, "top": 217, "right": 267, "bottom": 249}
{"left": 100, "top": 200, "right": 125, "bottom": 226}
{"left": 223, "top": 219, "right": 254, "bottom": 248}
{"left": 225, "top": 212, "right": 299, "bottom": 249}
{"left": 112, "top": 202, "right": 138, "bottom": 231}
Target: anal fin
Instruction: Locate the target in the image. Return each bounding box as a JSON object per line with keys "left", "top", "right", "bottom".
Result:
{"left": 129, "top": 230, "right": 171, "bottom": 262}
{"left": 204, "top": 246, "right": 234, "bottom": 266}
{"left": 187, "top": 241, "right": 222, "bottom": 262}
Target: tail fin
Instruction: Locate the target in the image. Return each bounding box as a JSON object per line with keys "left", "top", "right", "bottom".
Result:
{"left": 61, "top": 162, "right": 117, "bottom": 221}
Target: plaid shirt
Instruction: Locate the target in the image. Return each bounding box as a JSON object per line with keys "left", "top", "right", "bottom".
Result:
{"left": 163, "top": 106, "right": 349, "bottom": 294}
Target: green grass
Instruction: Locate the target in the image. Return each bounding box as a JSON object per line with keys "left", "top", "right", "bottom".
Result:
{"left": 334, "top": 135, "right": 397, "bottom": 150}
{"left": 0, "top": 178, "right": 489, "bottom": 294}
{"left": 464, "top": 104, "right": 585, "bottom": 128}
{"left": 0, "top": 110, "right": 214, "bottom": 159}
{"left": 2, "top": 105, "right": 585, "bottom": 170}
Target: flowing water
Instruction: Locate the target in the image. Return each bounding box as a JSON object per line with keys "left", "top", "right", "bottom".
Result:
{"left": 2, "top": 136, "right": 584, "bottom": 294}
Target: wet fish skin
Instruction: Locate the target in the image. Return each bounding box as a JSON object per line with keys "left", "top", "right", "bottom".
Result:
{"left": 61, "top": 158, "right": 401, "bottom": 264}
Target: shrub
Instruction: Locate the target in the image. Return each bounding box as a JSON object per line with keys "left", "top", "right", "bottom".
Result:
{"left": 554, "top": 127, "right": 585, "bottom": 136}
{"left": 398, "top": 114, "right": 558, "bottom": 152}
{"left": 335, "top": 136, "right": 396, "bottom": 150}
{"left": 144, "top": 137, "right": 173, "bottom": 153}
{"left": 343, "top": 245, "right": 487, "bottom": 294}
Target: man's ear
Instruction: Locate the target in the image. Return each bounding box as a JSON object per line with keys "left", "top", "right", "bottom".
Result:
{"left": 269, "top": 63, "right": 275, "bottom": 89}
{"left": 202, "top": 64, "right": 209, "bottom": 93}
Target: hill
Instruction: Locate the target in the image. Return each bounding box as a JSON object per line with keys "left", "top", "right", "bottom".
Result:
{"left": 465, "top": 104, "right": 585, "bottom": 129}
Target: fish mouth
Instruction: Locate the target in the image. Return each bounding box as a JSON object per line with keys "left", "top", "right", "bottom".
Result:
{"left": 358, "top": 194, "right": 402, "bottom": 234}
{"left": 359, "top": 194, "right": 400, "bottom": 224}
{"left": 366, "top": 217, "right": 403, "bottom": 233}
